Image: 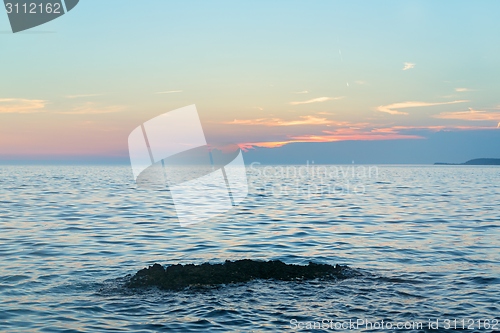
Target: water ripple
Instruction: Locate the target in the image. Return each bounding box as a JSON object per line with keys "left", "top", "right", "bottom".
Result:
{"left": 0, "top": 165, "right": 498, "bottom": 331}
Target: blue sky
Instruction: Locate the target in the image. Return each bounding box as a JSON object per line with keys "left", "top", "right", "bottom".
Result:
{"left": 1, "top": 0, "right": 499, "bottom": 162}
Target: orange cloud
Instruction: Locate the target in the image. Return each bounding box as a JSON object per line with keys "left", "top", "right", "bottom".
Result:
{"left": 65, "top": 94, "right": 104, "bottom": 99}
{"left": 434, "top": 108, "right": 500, "bottom": 121}
{"left": 240, "top": 134, "right": 423, "bottom": 150}
{"left": 59, "top": 102, "right": 126, "bottom": 115}
{"left": 0, "top": 98, "right": 47, "bottom": 114}
{"left": 154, "top": 90, "right": 183, "bottom": 94}
{"left": 225, "top": 115, "right": 333, "bottom": 127}
{"left": 238, "top": 122, "right": 500, "bottom": 150}
{"left": 239, "top": 141, "right": 294, "bottom": 150}
{"left": 290, "top": 96, "right": 344, "bottom": 105}
{"left": 240, "top": 127, "right": 425, "bottom": 150}
{"left": 292, "top": 127, "right": 423, "bottom": 142}
{"left": 377, "top": 100, "right": 468, "bottom": 115}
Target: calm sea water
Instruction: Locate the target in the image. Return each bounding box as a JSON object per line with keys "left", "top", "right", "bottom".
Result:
{"left": 0, "top": 165, "right": 499, "bottom": 332}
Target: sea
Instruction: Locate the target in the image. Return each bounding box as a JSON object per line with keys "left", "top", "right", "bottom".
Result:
{"left": 0, "top": 165, "right": 499, "bottom": 332}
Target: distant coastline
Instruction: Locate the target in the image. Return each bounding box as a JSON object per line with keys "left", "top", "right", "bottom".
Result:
{"left": 434, "top": 158, "right": 500, "bottom": 165}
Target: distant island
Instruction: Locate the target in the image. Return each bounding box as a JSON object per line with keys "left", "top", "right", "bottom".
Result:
{"left": 435, "top": 158, "right": 500, "bottom": 165}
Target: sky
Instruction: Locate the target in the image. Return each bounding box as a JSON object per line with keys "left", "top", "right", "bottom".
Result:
{"left": 1, "top": 0, "right": 499, "bottom": 163}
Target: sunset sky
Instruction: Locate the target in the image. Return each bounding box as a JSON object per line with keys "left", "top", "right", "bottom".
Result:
{"left": 1, "top": 1, "right": 499, "bottom": 162}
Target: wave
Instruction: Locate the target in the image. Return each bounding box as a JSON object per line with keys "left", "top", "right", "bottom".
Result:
{"left": 125, "top": 259, "right": 354, "bottom": 290}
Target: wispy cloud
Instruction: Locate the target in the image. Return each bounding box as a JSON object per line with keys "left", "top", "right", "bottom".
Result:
{"left": 293, "top": 90, "right": 309, "bottom": 94}
{"left": 224, "top": 115, "right": 333, "bottom": 127}
{"left": 377, "top": 100, "right": 468, "bottom": 115}
{"left": 238, "top": 122, "right": 497, "bottom": 150}
{"left": 239, "top": 141, "right": 295, "bottom": 150}
{"left": 434, "top": 108, "right": 500, "bottom": 121}
{"left": 234, "top": 115, "right": 500, "bottom": 150}
{"left": 59, "top": 102, "right": 126, "bottom": 115}
{"left": 455, "top": 87, "right": 475, "bottom": 92}
{"left": 240, "top": 129, "right": 423, "bottom": 150}
{"left": 354, "top": 80, "right": 368, "bottom": 85}
{"left": 290, "top": 131, "right": 423, "bottom": 143}
{"left": 290, "top": 96, "right": 344, "bottom": 105}
{"left": 0, "top": 98, "right": 47, "bottom": 114}
{"left": 66, "top": 93, "right": 104, "bottom": 99}
{"left": 402, "top": 62, "right": 416, "bottom": 71}
{"left": 155, "top": 90, "right": 183, "bottom": 94}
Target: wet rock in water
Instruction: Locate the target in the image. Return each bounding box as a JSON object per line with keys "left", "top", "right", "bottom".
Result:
{"left": 126, "top": 259, "right": 349, "bottom": 290}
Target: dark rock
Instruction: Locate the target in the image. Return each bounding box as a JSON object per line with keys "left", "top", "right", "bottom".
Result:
{"left": 126, "top": 259, "right": 349, "bottom": 290}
